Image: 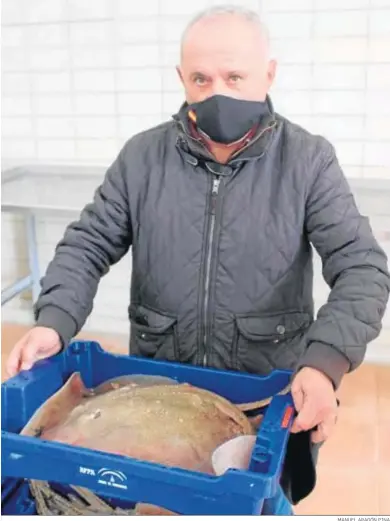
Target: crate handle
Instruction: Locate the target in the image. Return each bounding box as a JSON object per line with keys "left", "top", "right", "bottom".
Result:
{"left": 249, "top": 392, "right": 295, "bottom": 481}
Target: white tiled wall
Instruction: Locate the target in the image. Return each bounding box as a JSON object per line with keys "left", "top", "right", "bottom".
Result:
{"left": 2, "top": 0, "right": 390, "bottom": 362}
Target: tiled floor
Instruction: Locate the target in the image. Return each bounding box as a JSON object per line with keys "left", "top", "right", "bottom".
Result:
{"left": 1, "top": 322, "right": 389, "bottom": 515}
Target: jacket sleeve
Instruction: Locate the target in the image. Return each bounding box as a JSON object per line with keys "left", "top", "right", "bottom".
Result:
{"left": 34, "top": 147, "right": 132, "bottom": 347}
{"left": 297, "top": 139, "right": 390, "bottom": 389}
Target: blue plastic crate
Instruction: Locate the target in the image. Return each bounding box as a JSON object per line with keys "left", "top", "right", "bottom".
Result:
{"left": 1, "top": 340, "right": 295, "bottom": 515}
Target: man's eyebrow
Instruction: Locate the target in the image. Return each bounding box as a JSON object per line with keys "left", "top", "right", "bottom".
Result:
{"left": 189, "top": 69, "right": 247, "bottom": 80}
{"left": 190, "top": 71, "right": 211, "bottom": 79}
{"left": 226, "top": 69, "right": 247, "bottom": 76}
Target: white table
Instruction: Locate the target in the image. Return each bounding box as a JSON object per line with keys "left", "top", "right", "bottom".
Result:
{"left": 1, "top": 164, "right": 107, "bottom": 305}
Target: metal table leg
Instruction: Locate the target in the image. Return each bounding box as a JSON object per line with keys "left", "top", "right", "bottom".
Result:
{"left": 26, "top": 214, "right": 41, "bottom": 303}
{"left": 1, "top": 213, "right": 41, "bottom": 306}
{"left": 1, "top": 276, "right": 33, "bottom": 305}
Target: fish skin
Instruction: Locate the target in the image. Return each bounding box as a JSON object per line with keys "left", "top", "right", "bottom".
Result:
{"left": 21, "top": 372, "right": 287, "bottom": 515}
{"left": 20, "top": 373, "right": 88, "bottom": 437}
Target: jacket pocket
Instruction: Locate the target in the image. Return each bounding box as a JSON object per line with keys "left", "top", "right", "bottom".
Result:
{"left": 232, "top": 311, "right": 312, "bottom": 374}
{"left": 129, "top": 304, "right": 179, "bottom": 361}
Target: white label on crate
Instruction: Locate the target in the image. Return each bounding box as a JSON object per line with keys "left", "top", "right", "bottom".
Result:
{"left": 79, "top": 466, "right": 96, "bottom": 476}
{"left": 10, "top": 453, "right": 24, "bottom": 460}
{"left": 96, "top": 468, "right": 128, "bottom": 490}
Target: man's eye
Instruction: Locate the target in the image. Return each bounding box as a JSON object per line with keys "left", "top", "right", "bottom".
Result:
{"left": 194, "top": 76, "right": 207, "bottom": 85}
{"left": 229, "top": 75, "right": 242, "bottom": 83}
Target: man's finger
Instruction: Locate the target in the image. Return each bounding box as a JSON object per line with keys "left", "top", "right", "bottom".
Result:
{"left": 311, "top": 424, "right": 326, "bottom": 444}
{"left": 20, "top": 341, "right": 40, "bottom": 372}
{"left": 291, "top": 398, "right": 320, "bottom": 433}
{"left": 290, "top": 384, "right": 305, "bottom": 433}
{"left": 290, "top": 379, "right": 304, "bottom": 423}
{"left": 6, "top": 341, "right": 25, "bottom": 378}
{"left": 291, "top": 384, "right": 304, "bottom": 412}
{"left": 311, "top": 412, "right": 337, "bottom": 443}
{"left": 290, "top": 382, "right": 306, "bottom": 433}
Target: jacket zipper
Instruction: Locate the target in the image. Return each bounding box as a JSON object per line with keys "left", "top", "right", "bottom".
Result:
{"left": 176, "top": 119, "right": 276, "bottom": 366}
{"left": 230, "top": 121, "right": 277, "bottom": 161}
{"left": 202, "top": 175, "right": 221, "bottom": 366}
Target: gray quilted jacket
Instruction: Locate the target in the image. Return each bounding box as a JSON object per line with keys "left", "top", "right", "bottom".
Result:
{"left": 35, "top": 97, "right": 390, "bottom": 390}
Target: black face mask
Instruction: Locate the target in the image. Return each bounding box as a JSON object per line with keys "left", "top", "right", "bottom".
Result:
{"left": 187, "top": 94, "right": 269, "bottom": 145}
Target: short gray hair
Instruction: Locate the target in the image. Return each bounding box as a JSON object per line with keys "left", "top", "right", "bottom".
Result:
{"left": 181, "top": 4, "right": 270, "bottom": 50}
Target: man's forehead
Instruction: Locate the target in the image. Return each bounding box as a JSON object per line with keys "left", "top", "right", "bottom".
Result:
{"left": 180, "top": 15, "right": 268, "bottom": 65}
{"left": 184, "top": 54, "right": 251, "bottom": 75}
{"left": 181, "top": 43, "right": 265, "bottom": 73}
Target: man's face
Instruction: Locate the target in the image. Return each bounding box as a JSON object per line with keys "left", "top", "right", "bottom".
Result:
{"left": 177, "top": 14, "right": 276, "bottom": 105}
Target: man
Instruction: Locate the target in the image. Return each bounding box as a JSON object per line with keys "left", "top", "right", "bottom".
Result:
{"left": 6, "top": 4, "right": 390, "bottom": 506}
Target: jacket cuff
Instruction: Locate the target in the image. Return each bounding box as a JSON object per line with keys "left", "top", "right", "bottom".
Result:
{"left": 35, "top": 306, "right": 77, "bottom": 349}
{"left": 297, "top": 342, "right": 351, "bottom": 390}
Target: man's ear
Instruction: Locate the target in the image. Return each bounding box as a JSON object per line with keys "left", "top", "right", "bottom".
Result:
{"left": 267, "top": 59, "right": 277, "bottom": 90}
{"left": 176, "top": 66, "right": 184, "bottom": 86}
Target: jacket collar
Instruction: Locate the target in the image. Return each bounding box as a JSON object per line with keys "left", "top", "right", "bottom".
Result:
{"left": 172, "top": 95, "right": 278, "bottom": 164}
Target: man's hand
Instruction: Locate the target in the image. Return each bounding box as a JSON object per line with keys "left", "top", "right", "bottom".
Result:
{"left": 290, "top": 366, "right": 338, "bottom": 443}
{"left": 6, "top": 327, "right": 62, "bottom": 378}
